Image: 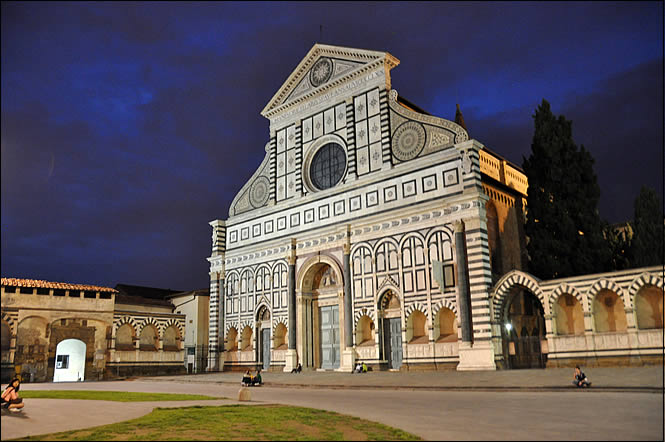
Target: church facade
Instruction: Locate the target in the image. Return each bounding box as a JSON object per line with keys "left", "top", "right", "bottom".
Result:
{"left": 206, "top": 44, "right": 663, "bottom": 372}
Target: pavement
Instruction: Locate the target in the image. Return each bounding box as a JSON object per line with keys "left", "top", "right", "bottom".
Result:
{"left": 1, "top": 366, "right": 663, "bottom": 440}
{"left": 141, "top": 365, "right": 664, "bottom": 392}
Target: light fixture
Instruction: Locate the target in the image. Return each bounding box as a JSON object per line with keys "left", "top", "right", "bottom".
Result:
{"left": 505, "top": 323, "right": 512, "bottom": 331}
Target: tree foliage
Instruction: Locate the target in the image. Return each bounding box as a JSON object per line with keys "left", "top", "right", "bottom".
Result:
{"left": 629, "top": 186, "right": 664, "bottom": 267}
{"left": 522, "top": 99, "right": 610, "bottom": 279}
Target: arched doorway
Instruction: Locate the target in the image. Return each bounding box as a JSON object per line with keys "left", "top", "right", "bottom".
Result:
{"left": 256, "top": 306, "right": 271, "bottom": 370}
{"left": 53, "top": 339, "right": 86, "bottom": 382}
{"left": 502, "top": 288, "right": 546, "bottom": 369}
{"left": 378, "top": 289, "right": 402, "bottom": 370}
{"left": 299, "top": 260, "right": 343, "bottom": 370}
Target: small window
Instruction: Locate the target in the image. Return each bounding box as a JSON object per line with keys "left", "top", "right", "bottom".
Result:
{"left": 56, "top": 354, "right": 69, "bottom": 369}
{"left": 4, "top": 286, "right": 17, "bottom": 293}
{"left": 443, "top": 264, "right": 455, "bottom": 288}
{"left": 37, "top": 288, "right": 49, "bottom": 295}
{"left": 99, "top": 292, "right": 112, "bottom": 299}
{"left": 68, "top": 290, "right": 80, "bottom": 297}
{"left": 20, "top": 287, "right": 33, "bottom": 294}
{"left": 84, "top": 291, "right": 96, "bottom": 299}
{"left": 54, "top": 289, "right": 66, "bottom": 297}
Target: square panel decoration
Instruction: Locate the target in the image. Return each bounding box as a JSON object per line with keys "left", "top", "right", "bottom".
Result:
{"left": 229, "top": 230, "right": 238, "bottom": 243}
{"left": 318, "top": 204, "right": 330, "bottom": 220}
{"left": 252, "top": 224, "right": 261, "bottom": 237}
{"left": 402, "top": 180, "right": 417, "bottom": 198}
{"left": 366, "top": 190, "right": 379, "bottom": 208}
{"left": 304, "top": 208, "right": 315, "bottom": 224}
{"left": 443, "top": 168, "right": 459, "bottom": 187}
{"left": 422, "top": 174, "right": 438, "bottom": 193}
{"left": 241, "top": 227, "right": 250, "bottom": 240}
{"left": 264, "top": 220, "right": 274, "bottom": 234}
{"left": 350, "top": 195, "right": 361, "bottom": 212}
{"left": 277, "top": 216, "right": 287, "bottom": 231}
{"left": 290, "top": 212, "right": 300, "bottom": 228}
{"left": 384, "top": 185, "right": 397, "bottom": 203}
{"left": 333, "top": 200, "right": 345, "bottom": 216}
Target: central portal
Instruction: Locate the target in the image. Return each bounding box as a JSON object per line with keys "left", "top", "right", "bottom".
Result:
{"left": 298, "top": 258, "right": 344, "bottom": 370}
{"left": 319, "top": 305, "right": 340, "bottom": 369}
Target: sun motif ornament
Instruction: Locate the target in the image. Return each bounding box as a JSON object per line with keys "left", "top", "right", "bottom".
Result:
{"left": 310, "top": 57, "right": 333, "bottom": 87}
{"left": 392, "top": 121, "right": 426, "bottom": 161}
{"left": 249, "top": 176, "right": 270, "bottom": 208}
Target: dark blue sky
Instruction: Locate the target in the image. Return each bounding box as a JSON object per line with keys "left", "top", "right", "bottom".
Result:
{"left": 2, "top": 1, "right": 663, "bottom": 290}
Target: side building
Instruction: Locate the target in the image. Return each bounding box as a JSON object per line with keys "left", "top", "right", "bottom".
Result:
{"left": 1, "top": 279, "right": 188, "bottom": 382}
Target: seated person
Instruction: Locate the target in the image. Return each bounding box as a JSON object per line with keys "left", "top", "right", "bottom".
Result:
{"left": 572, "top": 366, "right": 591, "bottom": 388}
{"left": 241, "top": 370, "right": 252, "bottom": 386}
{"left": 354, "top": 362, "right": 362, "bottom": 373}
{"left": 361, "top": 362, "right": 368, "bottom": 373}
{"left": 291, "top": 363, "right": 302, "bottom": 373}
{"left": 1, "top": 378, "right": 24, "bottom": 411}
{"left": 252, "top": 369, "right": 263, "bottom": 386}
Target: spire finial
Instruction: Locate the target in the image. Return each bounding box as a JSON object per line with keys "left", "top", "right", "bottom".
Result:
{"left": 455, "top": 103, "right": 467, "bottom": 132}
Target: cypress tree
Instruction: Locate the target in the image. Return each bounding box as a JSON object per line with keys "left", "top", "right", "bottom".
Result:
{"left": 522, "top": 99, "right": 610, "bottom": 279}
{"left": 630, "top": 186, "right": 664, "bottom": 267}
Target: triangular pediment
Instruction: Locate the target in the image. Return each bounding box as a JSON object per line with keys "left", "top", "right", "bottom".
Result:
{"left": 261, "top": 44, "right": 399, "bottom": 117}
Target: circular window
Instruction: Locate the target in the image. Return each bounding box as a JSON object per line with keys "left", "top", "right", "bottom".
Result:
{"left": 310, "top": 143, "right": 346, "bottom": 190}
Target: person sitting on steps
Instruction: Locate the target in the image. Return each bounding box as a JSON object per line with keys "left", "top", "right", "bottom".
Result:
{"left": 1, "top": 378, "right": 24, "bottom": 412}
{"left": 252, "top": 369, "right": 263, "bottom": 386}
{"left": 291, "top": 363, "right": 302, "bottom": 373}
{"left": 241, "top": 370, "right": 252, "bottom": 387}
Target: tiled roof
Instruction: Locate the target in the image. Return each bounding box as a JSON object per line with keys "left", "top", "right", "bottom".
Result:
{"left": 1, "top": 278, "right": 117, "bottom": 293}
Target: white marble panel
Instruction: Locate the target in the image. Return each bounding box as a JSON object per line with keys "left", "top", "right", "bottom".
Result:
{"left": 277, "top": 129, "right": 286, "bottom": 153}
{"left": 277, "top": 175, "right": 286, "bottom": 201}
{"left": 354, "top": 94, "right": 367, "bottom": 121}
{"left": 367, "top": 88, "right": 380, "bottom": 117}
{"left": 355, "top": 120, "right": 368, "bottom": 147}
{"left": 369, "top": 142, "right": 382, "bottom": 172}
{"left": 302, "top": 118, "right": 312, "bottom": 143}
{"left": 286, "top": 149, "right": 296, "bottom": 174}
{"left": 276, "top": 152, "right": 286, "bottom": 177}
{"left": 286, "top": 125, "right": 296, "bottom": 150}
{"left": 368, "top": 115, "right": 381, "bottom": 144}
{"left": 324, "top": 108, "right": 335, "bottom": 134}
{"left": 313, "top": 113, "right": 323, "bottom": 139}
{"left": 335, "top": 103, "right": 346, "bottom": 130}
{"left": 356, "top": 146, "right": 370, "bottom": 175}
{"left": 286, "top": 173, "right": 296, "bottom": 199}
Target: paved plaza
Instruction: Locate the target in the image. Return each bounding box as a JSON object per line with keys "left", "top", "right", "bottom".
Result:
{"left": 2, "top": 367, "right": 663, "bottom": 441}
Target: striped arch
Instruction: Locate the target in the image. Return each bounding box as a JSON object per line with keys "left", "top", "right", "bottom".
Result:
{"left": 161, "top": 318, "right": 184, "bottom": 339}
{"left": 350, "top": 240, "right": 373, "bottom": 256}
{"left": 549, "top": 283, "right": 586, "bottom": 314}
{"left": 270, "top": 259, "right": 288, "bottom": 272}
{"left": 225, "top": 321, "right": 239, "bottom": 335}
{"left": 372, "top": 237, "right": 399, "bottom": 255}
{"left": 239, "top": 319, "right": 253, "bottom": 331}
{"left": 113, "top": 316, "right": 139, "bottom": 336}
{"left": 378, "top": 286, "right": 402, "bottom": 310}
{"left": 628, "top": 272, "right": 664, "bottom": 309}
{"left": 398, "top": 231, "right": 427, "bottom": 250}
{"left": 271, "top": 316, "right": 288, "bottom": 334}
{"left": 254, "top": 298, "right": 271, "bottom": 318}
{"left": 353, "top": 307, "right": 376, "bottom": 329}
{"left": 587, "top": 278, "right": 628, "bottom": 310}
{"left": 138, "top": 317, "right": 161, "bottom": 336}
{"left": 424, "top": 225, "right": 454, "bottom": 244}
{"left": 431, "top": 298, "right": 458, "bottom": 318}
{"left": 1, "top": 311, "right": 17, "bottom": 336}
{"left": 492, "top": 270, "right": 545, "bottom": 321}
{"left": 404, "top": 301, "right": 428, "bottom": 318}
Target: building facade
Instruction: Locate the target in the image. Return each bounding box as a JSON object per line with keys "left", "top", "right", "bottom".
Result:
{"left": 1, "top": 278, "right": 187, "bottom": 382}
{"left": 206, "top": 44, "right": 663, "bottom": 372}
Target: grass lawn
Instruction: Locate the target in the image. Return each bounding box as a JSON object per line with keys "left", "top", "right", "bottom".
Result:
{"left": 14, "top": 404, "right": 422, "bottom": 441}
{"left": 20, "top": 390, "right": 221, "bottom": 402}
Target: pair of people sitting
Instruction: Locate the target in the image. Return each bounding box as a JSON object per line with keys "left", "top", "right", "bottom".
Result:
{"left": 241, "top": 369, "right": 263, "bottom": 386}
{"left": 1, "top": 378, "right": 24, "bottom": 412}
{"left": 353, "top": 361, "right": 368, "bottom": 373}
